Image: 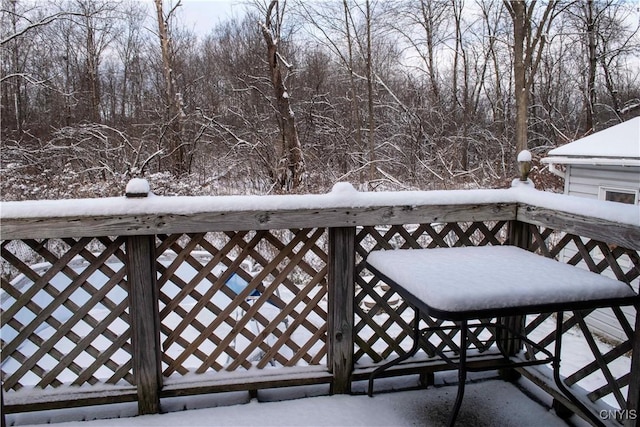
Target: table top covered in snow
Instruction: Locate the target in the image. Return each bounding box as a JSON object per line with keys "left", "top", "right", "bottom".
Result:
{"left": 366, "top": 246, "right": 638, "bottom": 320}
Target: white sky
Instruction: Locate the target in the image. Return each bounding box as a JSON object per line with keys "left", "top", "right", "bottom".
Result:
{"left": 174, "top": 0, "right": 247, "bottom": 34}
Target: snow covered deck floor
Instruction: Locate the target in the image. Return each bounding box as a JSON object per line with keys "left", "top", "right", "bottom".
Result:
{"left": 7, "top": 375, "right": 582, "bottom": 427}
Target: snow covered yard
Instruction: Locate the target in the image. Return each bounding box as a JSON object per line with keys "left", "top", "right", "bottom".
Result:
{"left": 7, "top": 374, "right": 584, "bottom": 427}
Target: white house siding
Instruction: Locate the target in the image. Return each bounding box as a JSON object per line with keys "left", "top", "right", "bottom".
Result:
{"left": 561, "top": 164, "right": 640, "bottom": 343}
{"left": 565, "top": 165, "right": 640, "bottom": 199}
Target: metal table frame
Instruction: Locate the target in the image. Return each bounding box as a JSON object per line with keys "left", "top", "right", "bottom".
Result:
{"left": 365, "top": 252, "right": 639, "bottom": 427}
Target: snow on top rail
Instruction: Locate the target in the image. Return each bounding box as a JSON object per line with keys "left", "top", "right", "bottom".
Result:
{"left": 1, "top": 183, "right": 518, "bottom": 219}
{"left": 0, "top": 183, "right": 637, "bottom": 242}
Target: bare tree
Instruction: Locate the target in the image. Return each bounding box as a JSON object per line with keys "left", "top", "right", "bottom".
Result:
{"left": 477, "top": 0, "right": 509, "bottom": 137}
{"left": 503, "top": 0, "right": 560, "bottom": 153}
{"left": 112, "top": 1, "right": 148, "bottom": 124}
{"left": 259, "top": 0, "right": 305, "bottom": 191}
{"left": 154, "top": 0, "right": 188, "bottom": 176}
{"left": 342, "top": 0, "right": 363, "bottom": 174}
{"left": 73, "top": 0, "right": 119, "bottom": 123}
{"left": 567, "top": 0, "right": 640, "bottom": 128}
{"left": 1, "top": 1, "right": 83, "bottom": 132}
{"left": 410, "top": 0, "right": 446, "bottom": 104}
{"left": 363, "top": 0, "right": 376, "bottom": 186}
{"left": 294, "top": 0, "right": 365, "bottom": 178}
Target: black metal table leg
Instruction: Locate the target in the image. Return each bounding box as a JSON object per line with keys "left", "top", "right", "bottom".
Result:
{"left": 448, "top": 320, "right": 468, "bottom": 427}
{"left": 552, "top": 312, "right": 605, "bottom": 427}
{"left": 368, "top": 309, "right": 422, "bottom": 397}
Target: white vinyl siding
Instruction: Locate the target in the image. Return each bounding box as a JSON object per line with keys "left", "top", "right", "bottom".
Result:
{"left": 565, "top": 165, "right": 640, "bottom": 199}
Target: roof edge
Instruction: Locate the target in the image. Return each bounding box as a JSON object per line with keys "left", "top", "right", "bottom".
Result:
{"left": 541, "top": 156, "right": 640, "bottom": 167}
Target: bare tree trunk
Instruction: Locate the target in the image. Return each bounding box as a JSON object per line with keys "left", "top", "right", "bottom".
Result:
{"left": 506, "top": 0, "right": 528, "bottom": 154}
{"left": 365, "top": 0, "right": 375, "bottom": 186}
{"left": 85, "top": 17, "right": 100, "bottom": 123}
{"left": 154, "top": 0, "right": 187, "bottom": 176}
{"left": 343, "top": 0, "right": 362, "bottom": 175}
{"left": 451, "top": 0, "right": 469, "bottom": 170}
{"left": 260, "top": 0, "right": 305, "bottom": 191}
{"left": 8, "top": 0, "right": 23, "bottom": 134}
{"left": 74, "top": 1, "right": 118, "bottom": 124}
{"left": 584, "top": 0, "right": 597, "bottom": 134}
{"left": 480, "top": 2, "right": 506, "bottom": 136}
{"left": 419, "top": 0, "right": 441, "bottom": 104}
{"left": 504, "top": 0, "right": 558, "bottom": 154}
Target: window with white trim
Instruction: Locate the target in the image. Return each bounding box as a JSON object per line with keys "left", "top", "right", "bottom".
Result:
{"left": 598, "top": 186, "right": 639, "bottom": 204}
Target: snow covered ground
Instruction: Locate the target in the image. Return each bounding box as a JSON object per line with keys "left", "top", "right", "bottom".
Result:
{"left": 7, "top": 373, "right": 589, "bottom": 427}
{"left": 4, "top": 307, "right": 625, "bottom": 427}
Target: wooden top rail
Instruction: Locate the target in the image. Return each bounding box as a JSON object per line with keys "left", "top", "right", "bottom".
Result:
{"left": 0, "top": 185, "right": 517, "bottom": 239}
{"left": 1, "top": 183, "right": 638, "bottom": 249}
{"left": 0, "top": 203, "right": 516, "bottom": 240}
{"left": 518, "top": 203, "right": 640, "bottom": 250}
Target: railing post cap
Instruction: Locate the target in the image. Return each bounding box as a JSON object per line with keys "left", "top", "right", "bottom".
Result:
{"left": 126, "top": 178, "right": 151, "bottom": 198}
{"left": 517, "top": 150, "right": 532, "bottom": 182}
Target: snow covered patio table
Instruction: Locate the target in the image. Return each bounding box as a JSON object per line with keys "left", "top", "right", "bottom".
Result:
{"left": 365, "top": 245, "right": 640, "bottom": 427}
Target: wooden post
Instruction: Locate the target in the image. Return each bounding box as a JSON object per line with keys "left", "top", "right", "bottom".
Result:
{"left": 1, "top": 385, "right": 6, "bottom": 427}
{"left": 626, "top": 303, "right": 640, "bottom": 427}
{"left": 327, "top": 227, "right": 355, "bottom": 394}
{"left": 495, "top": 199, "right": 532, "bottom": 379}
{"left": 497, "top": 152, "right": 533, "bottom": 363}
{"left": 508, "top": 217, "right": 532, "bottom": 250}
{"left": 126, "top": 235, "right": 162, "bottom": 414}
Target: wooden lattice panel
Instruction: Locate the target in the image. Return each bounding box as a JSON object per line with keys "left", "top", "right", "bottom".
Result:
{"left": 524, "top": 224, "right": 639, "bottom": 410}
{"left": 156, "top": 229, "right": 329, "bottom": 377}
{"left": 353, "top": 221, "right": 509, "bottom": 365}
{"left": 0, "top": 237, "right": 133, "bottom": 391}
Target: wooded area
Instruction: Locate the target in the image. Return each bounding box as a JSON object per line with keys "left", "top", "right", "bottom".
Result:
{"left": 1, "top": 0, "right": 639, "bottom": 200}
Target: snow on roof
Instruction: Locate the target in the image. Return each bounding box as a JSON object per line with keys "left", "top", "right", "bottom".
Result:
{"left": 542, "top": 117, "right": 640, "bottom": 166}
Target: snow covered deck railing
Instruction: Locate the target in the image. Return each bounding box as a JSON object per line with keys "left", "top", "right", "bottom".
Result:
{"left": 1, "top": 183, "right": 638, "bottom": 243}
{"left": 1, "top": 182, "right": 639, "bottom": 426}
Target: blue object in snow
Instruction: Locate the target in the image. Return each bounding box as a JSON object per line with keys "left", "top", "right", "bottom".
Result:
{"left": 225, "top": 273, "right": 261, "bottom": 297}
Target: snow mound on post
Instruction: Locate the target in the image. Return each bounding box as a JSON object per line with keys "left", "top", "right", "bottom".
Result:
{"left": 330, "top": 182, "right": 358, "bottom": 196}
{"left": 517, "top": 150, "right": 532, "bottom": 162}
{"left": 125, "top": 178, "right": 151, "bottom": 197}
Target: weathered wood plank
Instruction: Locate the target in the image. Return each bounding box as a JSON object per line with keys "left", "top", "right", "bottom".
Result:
{"left": 2, "top": 387, "right": 137, "bottom": 413}
{"left": 327, "top": 227, "right": 356, "bottom": 394}
{"left": 126, "top": 235, "right": 162, "bottom": 415}
{"left": 517, "top": 204, "right": 640, "bottom": 250}
{"left": 160, "top": 369, "right": 334, "bottom": 398}
{"left": 1, "top": 203, "right": 516, "bottom": 240}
